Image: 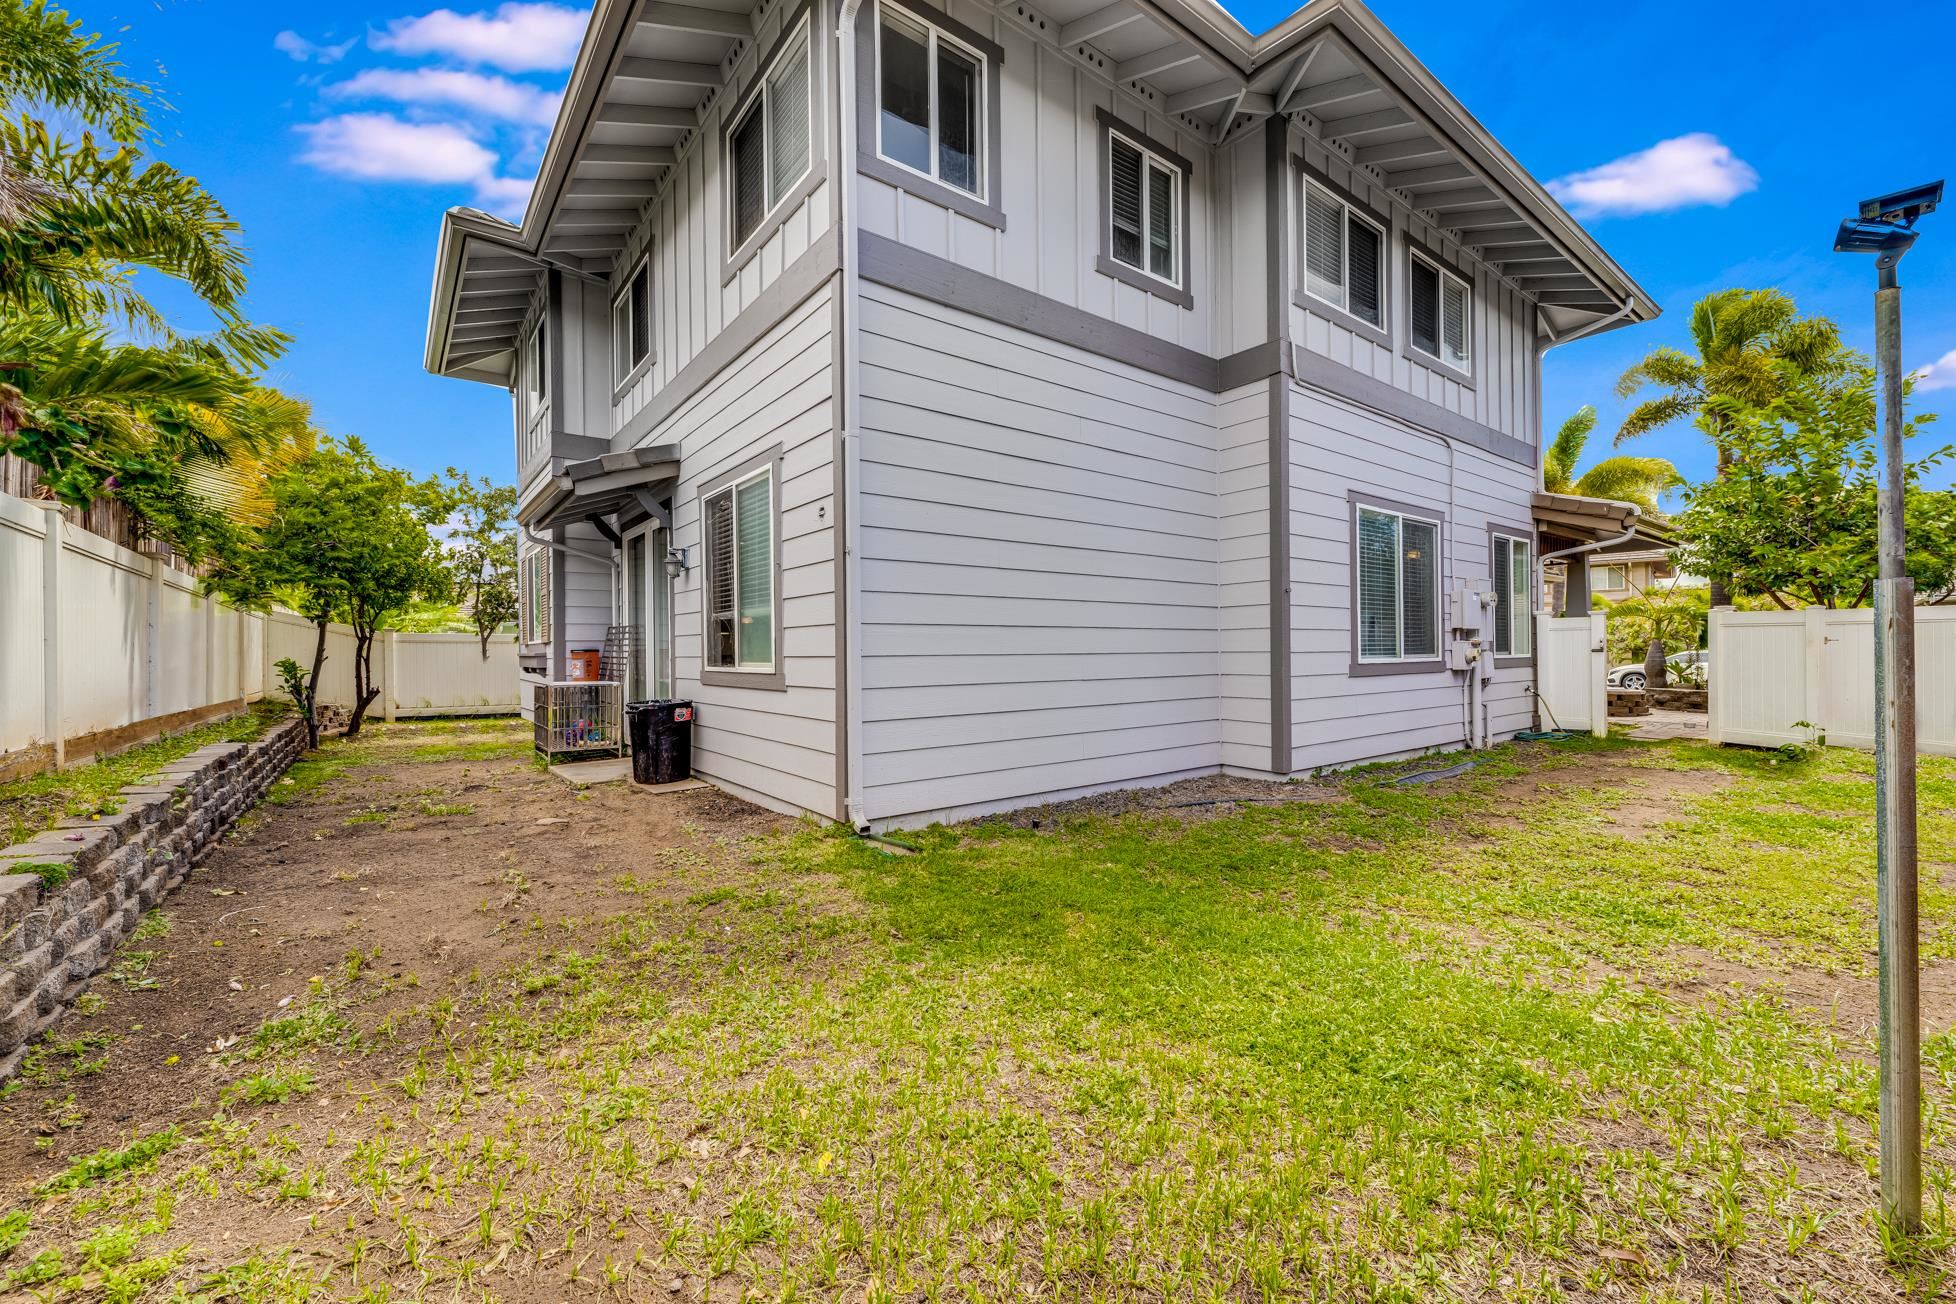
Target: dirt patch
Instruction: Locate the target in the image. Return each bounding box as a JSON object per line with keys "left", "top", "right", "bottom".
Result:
{"left": 974, "top": 770, "right": 1346, "bottom": 830}
{"left": 1661, "top": 947, "right": 1956, "bottom": 1038}
{"left": 0, "top": 719, "right": 791, "bottom": 1187}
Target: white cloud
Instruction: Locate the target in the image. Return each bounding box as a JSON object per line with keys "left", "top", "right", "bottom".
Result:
{"left": 1547, "top": 133, "right": 1759, "bottom": 219}
{"left": 274, "top": 30, "right": 356, "bottom": 64}
{"left": 328, "top": 67, "right": 562, "bottom": 126}
{"left": 371, "top": 3, "right": 588, "bottom": 72}
{"left": 297, "top": 113, "right": 496, "bottom": 184}
{"left": 1913, "top": 349, "right": 1956, "bottom": 393}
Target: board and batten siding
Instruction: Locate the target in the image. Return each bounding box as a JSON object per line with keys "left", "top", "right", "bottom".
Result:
{"left": 557, "top": 521, "right": 614, "bottom": 659}
{"left": 650, "top": 281, "right": 839, "bottom": 818}
{"left": 609, "top": 0, "right": 838, "bottom": 437}
{"left": 854, "top": 0, "right": 1224, "bottom": 357}
{"left": 1288, "top": 133, "right": 1539, "bottom": 449}
{"left": 1287, "top": 383, "right": 1537, "bottom": 771}
{"left": 855, "top": 284, "right": 1223, "bottom": 825}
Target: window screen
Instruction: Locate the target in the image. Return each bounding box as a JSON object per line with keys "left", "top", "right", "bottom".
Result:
{"left": 1493, "top": 534, "right": 1532, "bottom": 656}
{"left": 1107, "top": 129, "right": 1179, "bottom": 287}
{"left": 1357, "top": 505, "right": 1441, "bottom": 663}
{"left": 729, "top": 18, "right": 812, "bottom": 251}
{"left": 1347, "top": 214, "right": 1382, "bottom": 326}
{"left": 704, "top": 469, "right": 776, "bottom": 671}
{"left": 615, "top": 260, "right": 651, "bottom": 382}
{"left": 1410, "top": 252, "right": 1470, "bottom": 370}
{"left": 878, "top": 10, "right": 931, "bottom": 174}
{"left": 936, "top": 40, "right": 979, "bottom": 194}
{"left": 730, "top": 107, "right": 766, "bottom": 247}
{"left": 1303, "top": 182, "right": 1344, "bottom": 305}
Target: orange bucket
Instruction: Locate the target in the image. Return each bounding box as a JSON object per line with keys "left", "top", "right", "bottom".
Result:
{"left": 568, "top": 649, "right": 601, "bottom": 681}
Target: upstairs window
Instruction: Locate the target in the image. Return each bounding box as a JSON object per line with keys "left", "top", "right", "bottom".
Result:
{"left": 729, "top": 15, "right": 813, "bottom": 250}
{"left": 1492, "top": 533, "right": 1534, "bottom": 657}
{"left": 1409, "top": 252, "right": 1470, "bottom": 372}
{"left": 612, "top": 256, "right": 651, "bottom": 385}
{"left": 519, "top": 546, "right": 550, "bottom": 645}
{"left": 522, "top": 319, "right": 548, "bottom": 423}
{"left": 1356, "top": 504, "right": 1439, "bottom": 663}
{"left": 876, "top": 3, "right": 985, "bottom": 198}
{"left": 1108, "top": 128, "right": 1180, "bottom": 287}
{"left": 703, "top": 466, "right": 776, "bottom": 672}
{"left": 1302, "top": 178, "right": 1384, "bottom": 328}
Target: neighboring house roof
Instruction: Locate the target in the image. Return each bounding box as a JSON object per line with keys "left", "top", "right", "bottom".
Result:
{"left": 1588, "top": 546, "right": 1675, "bottom": 567}
{"left": 1531, "top": 491, "right": 1675, "bottom": 549}
{"left": 424, "top": 0, "right": 1660, "bottom": 383}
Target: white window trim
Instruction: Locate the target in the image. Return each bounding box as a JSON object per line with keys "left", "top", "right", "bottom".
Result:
{"left": 1409, "top": 250, "right": 1471, "bottom": 374}
{"left": 1355, "top": 502, "right": 1443, "bottom": 665}
{"left": 872, "top": 0, "right": 989, "bottom": 203}
{"left": 725, "top": 12, "right": 815, "bottom": 255}
{"left": 703, "top": 464, "right": 778, "bottom": 676}
{"left": 1492, "top": 531, "right": 1534, "bottom": 658}
{"left": 1106, "top": 125, "right": 1183, "bottom": 291}
{"left": 1302, "top": 178, "right": 1387, "bottom": 327}
{"left": 611, "top": 254, "right": 653, "bottom": 392}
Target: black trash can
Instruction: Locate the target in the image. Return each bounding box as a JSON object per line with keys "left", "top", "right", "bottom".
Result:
{"left": 627, "top": 700, "right": 694, "bottom": 785}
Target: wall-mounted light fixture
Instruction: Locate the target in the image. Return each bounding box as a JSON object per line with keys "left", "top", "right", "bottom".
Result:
{"left": 664, "top": 545, "right": 689, "bottom": 580}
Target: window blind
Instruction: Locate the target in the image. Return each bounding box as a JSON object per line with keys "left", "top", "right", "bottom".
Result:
{"left": 1492, "top": 535, "right": 1513, "bottom": 654}
{"left": 1401, "top": 519, "right": 1437, "bottom": 657}
{"left": 1347, "top": 215, "right": 1382, "bottom": 326}
{"left": 1442, "top": 277, "right": 1469, "bottom": 368}
{"left": 936, "top": 40, "right": 979, "bottom": 194}
{"left": 1110, "top": 136, "right": 1143, "bottom": 269}
{"left": 1357, "top": 508, "right": 1399, "bottom": 660}
{"left": 766, "top": 34, "right": 810, "bottom": 207}
{"left": 629, "top": 262, "right": 650, "bottom": 365}
{"left": 734, "top": 474, "right": 773, "bottom": 667}
{"left": 1146, "top": 161, "right": 1174, "bottom": 280}
{"left": 1508, "top": 537, "right": 1531, "bottom": 656}
{"left": 1304, "top": 182, "right": 1344, "bottom": 306}
{"left": 705, "top": 489, "right": 737, "bottom": 666}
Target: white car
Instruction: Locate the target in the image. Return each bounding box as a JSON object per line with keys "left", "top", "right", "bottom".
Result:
{"left": 1607, "top": 649, "right": 1707, "bottom": 691}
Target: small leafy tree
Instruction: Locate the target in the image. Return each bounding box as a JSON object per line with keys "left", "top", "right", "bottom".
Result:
{"left": 441, "top": 471, "right": 518, "bottom": 660}
{"left": 1672, "top": 362, "right": 1956, "bottom": 609}
{"left": 211, "top": 438, "right": 453, "bottom": 745}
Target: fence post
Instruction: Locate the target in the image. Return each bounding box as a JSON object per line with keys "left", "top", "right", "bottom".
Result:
{"left": 39, "top": 505, "right": 64, "bottom": 769}
{"left": 203, "top": 590, "right": 217, "bottom": 711}
{"left": 384, "top": 630, "right": 399, "bottom": 723}
{"left": 1587, "top": 610, "right": 1608, "bottom": 738}
{"left": 144, "top": 554, "right": 163, "bottom": 720}
{"left": 1706, "top": 609, "right": 1724, "bottom": 745}
{"left": 1804, "top": 608, "right": 1828, "bottom": 739}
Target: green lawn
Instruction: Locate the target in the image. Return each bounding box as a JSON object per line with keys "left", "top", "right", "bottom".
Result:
{"left": 4, "top": 731, "right": 1954, "bottom": 1301}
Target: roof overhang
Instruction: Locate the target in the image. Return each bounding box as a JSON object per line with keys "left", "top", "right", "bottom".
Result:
{"left": 519, "top": 444, "right": 682, "bottom": 531}
{"left": 424, "top": 0, "right": 1660, "bottom": 384}
{"left": 1532, "top": 491, "right": 1675, "bottom": 548}
{"left": 424, "top": 208, "right": 546, "bottom": 383}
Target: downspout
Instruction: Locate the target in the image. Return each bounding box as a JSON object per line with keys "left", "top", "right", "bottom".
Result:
{"left": 836, "top": 0, "right": 869, "bottom": 831}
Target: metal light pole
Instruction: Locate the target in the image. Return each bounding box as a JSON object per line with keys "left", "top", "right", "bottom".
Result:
{"left": 1836, "top": 180, "right": 1942, "bottom": 1234}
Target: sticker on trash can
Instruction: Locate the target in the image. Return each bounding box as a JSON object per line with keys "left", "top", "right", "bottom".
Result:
{"left": 674, "top": 707, "right": 693, "bottom": 722}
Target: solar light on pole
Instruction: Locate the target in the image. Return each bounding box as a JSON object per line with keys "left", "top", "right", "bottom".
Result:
{"left": 1834, "top": 177, "right": 1942, "bottom": 1235}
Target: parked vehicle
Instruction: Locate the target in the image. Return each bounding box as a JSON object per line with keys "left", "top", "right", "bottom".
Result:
{"left": 1608, "top": 650, "right": 1707, "bottom": 691}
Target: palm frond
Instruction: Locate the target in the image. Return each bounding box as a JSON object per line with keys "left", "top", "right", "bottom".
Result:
{"left": 1615, "top": 394, "right": 1695, "bottom": 445}
{"left": 1544, "top": 406, "right": 1595, "bottom": 493}
{"left": 1574, "top": 456, "right": 1686, "bottom": 513}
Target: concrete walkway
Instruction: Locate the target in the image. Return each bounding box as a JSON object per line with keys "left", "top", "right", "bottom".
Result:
{"left": 1613, "top": 708, "right": 1710, "bottom": 742}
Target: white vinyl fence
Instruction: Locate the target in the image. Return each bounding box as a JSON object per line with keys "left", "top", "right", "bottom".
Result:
{"left": 1708, "top": 606, "right": 1956, "bottom": 756}
{"left": 1, "top": 494, "right": 517, "bottom": 769}
{"left": 1535, "top": 611, "right": 1609, "bottom": 737}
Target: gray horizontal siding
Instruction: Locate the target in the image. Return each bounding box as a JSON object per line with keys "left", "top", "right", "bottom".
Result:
{"left": 1287, "top": 381, "right": 1537, "bottom": 772}
{"left": 857, "top": 285, "right": 1222, "bottom": 825}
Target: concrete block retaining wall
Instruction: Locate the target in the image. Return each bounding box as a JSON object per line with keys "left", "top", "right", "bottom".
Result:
{"left": 0, "top": 718, "right": 307, "bottom": 1078}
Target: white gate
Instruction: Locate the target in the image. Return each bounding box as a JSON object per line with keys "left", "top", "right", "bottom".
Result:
{"left": 1535, "top": 611, "right": 1608, "bottom": 737}
{"left": 1708, "top": 607, "right": 1956, "bottom": 756}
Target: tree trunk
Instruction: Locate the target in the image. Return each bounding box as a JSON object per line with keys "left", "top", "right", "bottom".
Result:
{"left": 304, "top": 619, "right": 328, "bottom": 751}
{"left": 1643, "top": 638, "right": 1668, "bottom": 690}
{"left": 346, "top": 622, "right": 380, "bottom": 737}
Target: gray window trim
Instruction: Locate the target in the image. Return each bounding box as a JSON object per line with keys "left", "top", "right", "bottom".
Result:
{"left": 1291, "top": 153, "right": 1392, "bottom": 349}
{"left": 1401, "top": 231, "right": 1476, "bottom": 388}
{"left": 1348, "top": 489, "right": 1448, "bottom": 678}
{"left": 612, "top": 251, "right": 656, "bottom": 400}
{"left": 722, "top": 0, "right": 826, "bottom": 287}
{"left": 1094, "top": 106, "right": 1194, "bottom": 310}
{"left": 1487, "top": 523, "right": 1535, "bottom": 669}
{"left": 697, "top": 444, "right": 787, "bottom": 692}
{"left": 856, "top": 0, "right": 1005, "bottom": 229}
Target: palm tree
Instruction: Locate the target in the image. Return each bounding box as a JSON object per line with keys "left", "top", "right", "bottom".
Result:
{"left": 1543, "top": 406, "right": 1683, "bottom": 514}
{"left": 1615, "top": 288, "right": 1843, "bottom": 604}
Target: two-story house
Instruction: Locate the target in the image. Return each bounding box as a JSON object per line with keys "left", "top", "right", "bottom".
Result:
{"left": 422, "top": 0, "right": 1659, "bottom": 828}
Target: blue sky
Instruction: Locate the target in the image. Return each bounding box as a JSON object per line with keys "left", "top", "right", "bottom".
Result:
{"left": 98, "top": 0, "right": 1956, "bottom": 491}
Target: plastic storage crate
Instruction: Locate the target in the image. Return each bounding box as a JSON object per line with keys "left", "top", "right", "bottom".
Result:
{"left": 534, "top": 680, "right": 624, "bottom": 759}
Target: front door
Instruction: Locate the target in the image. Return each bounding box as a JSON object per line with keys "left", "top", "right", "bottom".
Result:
{"left": 623, "top": 523, "right": 673, "bottom": 701}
